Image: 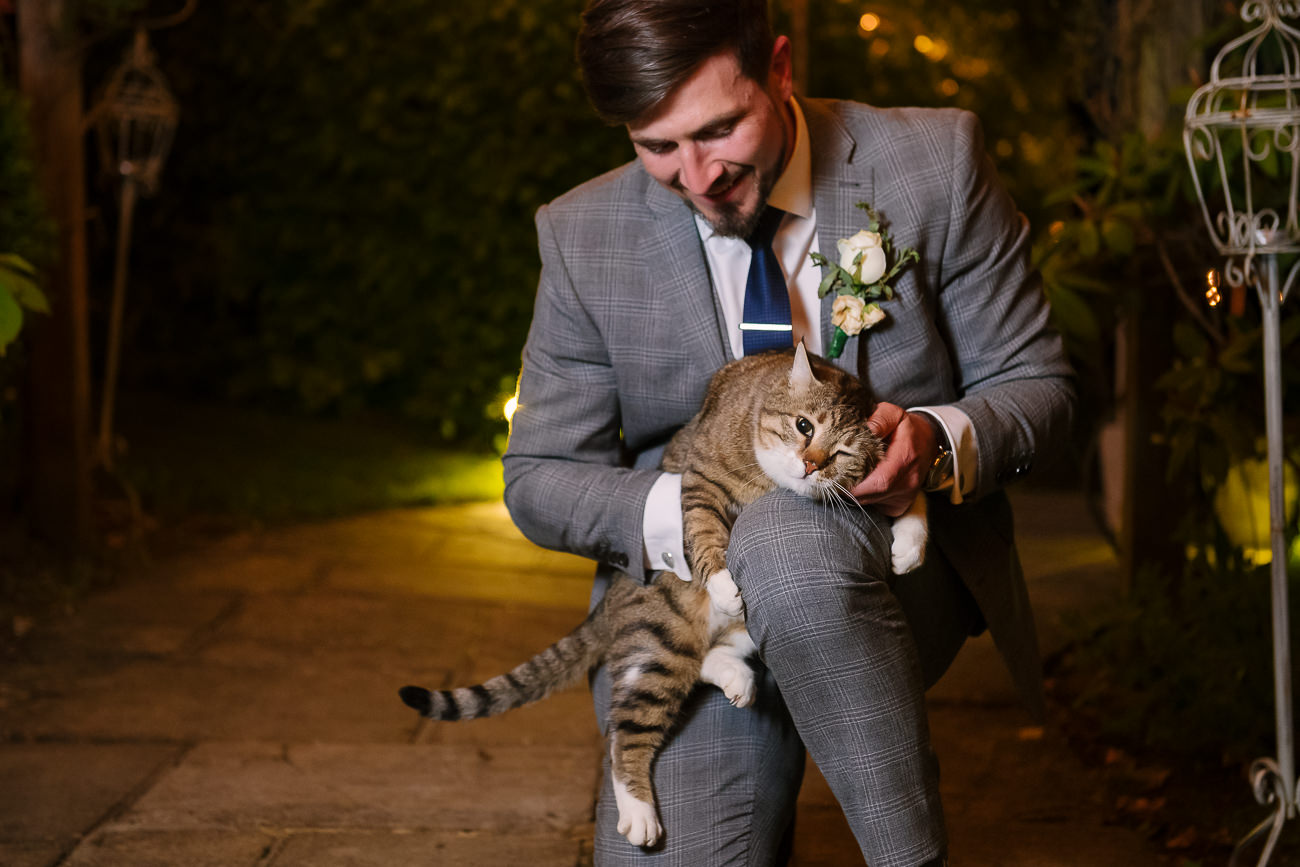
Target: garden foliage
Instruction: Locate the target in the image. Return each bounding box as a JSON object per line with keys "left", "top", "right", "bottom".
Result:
{"left": 1027, "top": 48, "right": 1300, "bottom": 756}
{"left": 124, "top": 0, "right": 627, "bottom": 445}
{"left": 0, "top": 80, "right": 52, "bottom": 417}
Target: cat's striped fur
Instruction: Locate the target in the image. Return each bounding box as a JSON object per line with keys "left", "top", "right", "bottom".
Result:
{"left": 398, "top": 344, "right": 922, "bottom": 848}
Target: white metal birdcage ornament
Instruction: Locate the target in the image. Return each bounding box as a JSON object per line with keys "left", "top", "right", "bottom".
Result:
{"left": 1184, "top": 2, "right": 1298, "bottom": 865}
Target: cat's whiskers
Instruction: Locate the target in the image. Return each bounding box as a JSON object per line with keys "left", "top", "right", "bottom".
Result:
{"left": 827, "top": 480, "right": 870, "bottom": 519}
{"left": 716, "top": 459, "right": 782, "bottom": 493}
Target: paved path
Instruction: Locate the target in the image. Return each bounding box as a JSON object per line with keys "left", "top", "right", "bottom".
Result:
{"left": 0, "top": 490, "right": 1160, "bottom": 865}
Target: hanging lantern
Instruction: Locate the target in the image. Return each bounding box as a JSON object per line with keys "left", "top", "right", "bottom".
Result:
{"left": 91, "top": 29, "right": 178, "bottom": 196}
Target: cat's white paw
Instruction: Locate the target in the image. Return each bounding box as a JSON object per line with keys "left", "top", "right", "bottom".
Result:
{"left": 700, "top": 649, "right": 757, "bottom": 708}
{"left": 891, "top": 536, "right": 925, "bottom": 574}
{"left": 613, "top": 779, "right": 662, "bottom": 847}
{"left": 706, "top": 569, "right": 744, "bottom": 617}
{"left": 719, "top": 664, "right": 757, "bottom": 708}
{"left": 890, "top": 496, "right": 928, "bottom": 574}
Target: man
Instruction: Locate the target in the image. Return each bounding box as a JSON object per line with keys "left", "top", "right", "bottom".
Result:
{"left": 502, "top": 0, "right": 1076, "bottom": 864}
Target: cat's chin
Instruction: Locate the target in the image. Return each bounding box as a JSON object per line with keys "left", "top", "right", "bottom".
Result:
{"left": 755, "top": 447, "right": 840, "bottom": 499}
{"left": 755, "top": 448, "right": 805, "bottom": 492}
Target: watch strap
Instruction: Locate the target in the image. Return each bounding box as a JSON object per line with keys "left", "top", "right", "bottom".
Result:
{"left": 922, "top": 416, "right": 955, "bottom": 492}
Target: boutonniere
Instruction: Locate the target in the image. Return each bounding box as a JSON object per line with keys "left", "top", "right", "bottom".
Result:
{"left": 810, "top": 202, "right": 919, "bottom": 358}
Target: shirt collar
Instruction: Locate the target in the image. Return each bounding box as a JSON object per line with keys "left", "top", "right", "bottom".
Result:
{"left": 766, "top": 96, "right": 813, "bottom": 221}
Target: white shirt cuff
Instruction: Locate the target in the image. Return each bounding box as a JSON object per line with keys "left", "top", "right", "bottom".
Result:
{"left": 909, "top": 406, "right": 978, "bottom": 505}
{"left": 643, "top": 472, "right": 691, "bottom": 581}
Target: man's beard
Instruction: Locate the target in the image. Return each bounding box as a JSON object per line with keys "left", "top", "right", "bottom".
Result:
{"left": 689, "top": 165, "right": 779, "bottom": 240}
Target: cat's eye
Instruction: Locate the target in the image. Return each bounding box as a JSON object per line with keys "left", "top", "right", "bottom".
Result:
{"left": 795, "top": 417, "right": 814, "bottom": 437}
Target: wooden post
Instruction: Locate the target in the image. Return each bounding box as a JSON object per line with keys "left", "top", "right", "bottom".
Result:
{"left": 16, "top": 0, "right": 93, "bottom": 553}
{"left": 1101, "top": 0, "right": 1216, "bottom": 589}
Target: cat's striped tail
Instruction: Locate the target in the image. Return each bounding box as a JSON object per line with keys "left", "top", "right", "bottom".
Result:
{"left": 398, "top": 605, "right": 606, "bottom": 721}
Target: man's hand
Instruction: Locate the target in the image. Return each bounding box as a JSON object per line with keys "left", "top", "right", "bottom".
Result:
{"left": 849, "top": 403, "right": 939, "bottom": 517}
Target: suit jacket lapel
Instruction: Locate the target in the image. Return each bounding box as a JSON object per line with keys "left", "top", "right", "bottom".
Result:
{"left": 805, "top": 100, "right": 872, "bottom": 377}
{"left": 643, "top": 176, "right": 731, "bottom": 372}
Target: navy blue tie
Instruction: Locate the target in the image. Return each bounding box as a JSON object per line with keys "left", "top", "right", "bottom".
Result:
{"left": 741, "top": 206, "right": 792, "bottom": 355}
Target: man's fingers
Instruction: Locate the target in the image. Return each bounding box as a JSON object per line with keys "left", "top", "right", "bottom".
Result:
{"left": 866, "top": 401, "right": 906, "bottom": 439}
{"left": 853, "top": 409, "right": 933, "bottom": 509}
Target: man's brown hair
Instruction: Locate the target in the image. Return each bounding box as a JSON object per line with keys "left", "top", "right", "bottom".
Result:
{"left": 576, "top": 0, "right": 775, "bottom": 126}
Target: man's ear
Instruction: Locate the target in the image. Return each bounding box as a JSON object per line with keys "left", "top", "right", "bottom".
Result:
{"left": 768, "top": 35, "right": 794, "bottom": 103}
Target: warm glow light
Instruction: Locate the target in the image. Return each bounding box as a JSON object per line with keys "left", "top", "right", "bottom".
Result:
{"left": 503, "top": 396, "right": 519, "bottom": 421}
{"left": 955, "top": 57, "right": 991, "bottom": 78}
{"left": 870, "top": 38, "right": 890, "bottom": 57}
{"left": 1214, "top": 457, "right": 1299, "bottom": 563}
{"left": 859, "top": 12, "right": 880, "bottom": 31}
{"left": 996, "top": 139, "right": 1015, "bottom": 159}
{"left": 939, "top": 78, "right": 959, "bottom": 97}
{"left": 928, "top": 38, "right": 950, "bottom": 61}
{"left": 914, "top": 34, "right": 934, "bottom": 54}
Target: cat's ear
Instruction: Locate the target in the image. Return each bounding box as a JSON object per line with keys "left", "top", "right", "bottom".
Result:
{"left": 790, "top": 340, "right": 816, "bottom": 390}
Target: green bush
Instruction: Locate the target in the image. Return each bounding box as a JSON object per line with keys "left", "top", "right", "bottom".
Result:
{"left": 124, "top": 0, "right": 627, "bottom": 446}
{"left": 0, "top": 80, "right": 54, "bottom": 434}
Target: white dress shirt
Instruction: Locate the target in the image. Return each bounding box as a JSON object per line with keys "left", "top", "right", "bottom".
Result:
{"left": 643, "top": 98, "right": 977, "bottom": 580}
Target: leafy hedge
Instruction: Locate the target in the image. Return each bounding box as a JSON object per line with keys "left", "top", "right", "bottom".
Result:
{"left": 0, "top": 80, "right": 53, "bottom": 431}
{"left": 127, "top": 0, "right": 628, "bottom": 445}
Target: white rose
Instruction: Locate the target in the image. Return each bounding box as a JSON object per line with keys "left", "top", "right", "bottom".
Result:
{"left": 836, "top": 230, "right": 888, "bottom": 284}
{"left": 831, "top": 294, "right": 867, "bottom": 335}
{"left": 832, "top": 296, "right": 887, "bottom": 337}
{"left": 861, "top": 302, "right": 887, "bottom": 329}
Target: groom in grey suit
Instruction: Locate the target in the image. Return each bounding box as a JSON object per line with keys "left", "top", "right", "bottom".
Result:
{"left": 502, "top": 0, "right": 1076, "bottom": 864}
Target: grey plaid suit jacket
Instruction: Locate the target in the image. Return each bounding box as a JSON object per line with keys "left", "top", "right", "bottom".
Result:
{"left": 503, "top": 98, "right": 1076, "bottom": 717}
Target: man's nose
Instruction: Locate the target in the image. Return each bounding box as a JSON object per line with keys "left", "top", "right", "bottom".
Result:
{"left": 677, "top": 144, "right": 724, "bottom": 196}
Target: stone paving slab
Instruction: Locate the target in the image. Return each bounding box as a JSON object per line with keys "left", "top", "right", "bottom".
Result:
{"left": 931, "top": 704, "right": 1161, "bottom": 866}
{"left": 62, "top": 830, "right": 272, "bottom": 867}
{"left": 62, "top": 828, "right": 590, "bottom": 866}
{"left": 0, "top": 743, "right": 181, "bottom": 866}
{"left": 0, "top": 840, "right": 68, "bottom": 867}
{"left": 3, "top": 588, "right": 596, "bottom": 746}
{"left": 14, "top": 583, "right": 237, "bottom": 660}
{"left": 108, "top": 742, "right": 598, "bottom": 834}
{"left": 3, "top": 655, "right": 418, "bottom": 743}
{"left": 268, "top": 830, "right": 587, "bottom": 867}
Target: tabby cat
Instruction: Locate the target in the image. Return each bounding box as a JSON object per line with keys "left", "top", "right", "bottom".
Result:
{"left": 398, "top": 343, "right": 928, "bottom": 848}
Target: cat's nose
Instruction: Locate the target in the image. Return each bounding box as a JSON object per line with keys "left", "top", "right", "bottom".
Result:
{"left": 803, "top": 460, "right": 818, "bottom": 476}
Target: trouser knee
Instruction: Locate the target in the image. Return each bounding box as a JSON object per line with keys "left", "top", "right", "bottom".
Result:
{"left": 726, "top": 489, "right": 895, "bottom": 643}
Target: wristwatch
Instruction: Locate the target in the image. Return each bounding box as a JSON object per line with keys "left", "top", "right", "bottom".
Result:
{"left": 922, "top": 417, "right": 954, "bottom": 492}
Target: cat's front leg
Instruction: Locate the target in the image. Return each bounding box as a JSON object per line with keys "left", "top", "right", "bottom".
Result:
{"left": 890, "top": 493, "right": 928, "bottom": 574}
{"left": 699, "top": 627, "right": 758, "bottom": 707}
{"left": 680, "top": 470, "right": 745, "bottom": 616}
